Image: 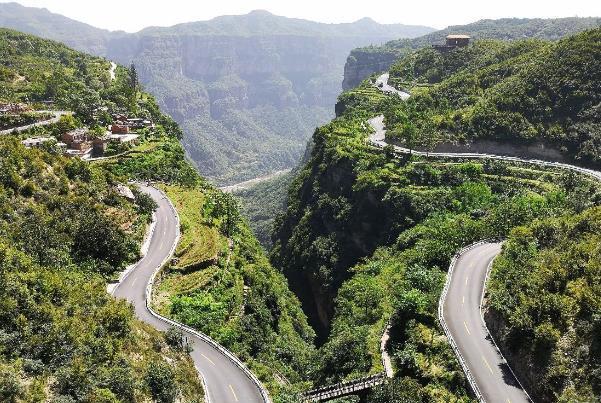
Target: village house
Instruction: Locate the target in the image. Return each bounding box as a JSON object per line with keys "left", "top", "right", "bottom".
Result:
{"left": 61, "top": 128, "right": 93, "bottom": 158}
{"left": 433, "top": 34, "right": 471, "bottom": 52}
{"left": 92, "top": 137, "right": 110, "bottom": 155}
{"left": 111, "top": 123, "right": 129, "bottom": 134}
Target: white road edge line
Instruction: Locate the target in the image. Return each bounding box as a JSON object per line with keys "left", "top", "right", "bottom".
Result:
{"left": 480, "top": 255, "right": 534, "bottom": 402}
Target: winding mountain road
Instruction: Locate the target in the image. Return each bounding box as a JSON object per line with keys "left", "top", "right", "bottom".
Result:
{"left": 111, "top": 185, "right": 267, "bottom": 403}
{"left": 0, "top": 110, "right": 68, "bottom": 135}
{"left": 370, "top": 73, "right": 601, "bottom": 402}
{"left": 442, "top": 242, "right": 530, "bottom": 403}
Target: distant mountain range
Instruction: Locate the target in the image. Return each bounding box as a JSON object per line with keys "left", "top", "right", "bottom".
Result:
{"left": 0, "top": 2, "right": 434, "bottom": 184}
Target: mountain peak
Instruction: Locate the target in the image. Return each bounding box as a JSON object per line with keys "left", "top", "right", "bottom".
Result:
{"left": 247, "top": 10, "right": 274, "bottom": 17}
{"left": 354, "top": 17, "right": 378, "bottom": 25}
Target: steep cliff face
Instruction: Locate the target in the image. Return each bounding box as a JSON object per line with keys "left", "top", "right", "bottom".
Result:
{"left": 112, "top": 31, "right": 423, "bottom": 185}
{"left": 342, "top": 48, "right": 404, "bottom": 90}
{"left": 0, "top": 3, "right": 434, "bottom": 185}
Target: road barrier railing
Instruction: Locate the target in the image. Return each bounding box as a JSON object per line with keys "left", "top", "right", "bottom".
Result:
{"left": 438, "top": 241, "right": 492, "bottom": 402}
{"left": 142, "top": 186, "right": 272, "bottom": 403}
{"left": 367, "top": 73, "right": 601, "bottom": 403}
{"left": 302, "top": 373, "right": 387, "bottom": 401}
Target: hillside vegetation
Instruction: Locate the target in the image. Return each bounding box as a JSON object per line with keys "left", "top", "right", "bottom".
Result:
{"left": 0, "top": 28, "right": 207, "bottom": 402}
{"left": 232, "top": 171, "right": 295, "bottom": 248}
{"left": 272, "top": 28, "right": 601, "bottom": 402}
{"left": 0, "top": 3, "right": 434, "bottom": 185}
{"left": 0, "top": 28, "right": 317, "bottom": 402}
{"left": 153, "top": 183, "right": 316, "bottom": 400}
{"left": 0, "top": 139, "right": 204, "bottom": 402}
{"left": 343, "top": 17, "right": 601, "bottom": 90}
{"left": 487, "top": 206, "right": 601, "bottom": 401}
{"left": 383, "top": 28, "right": 601, "bottom": 165}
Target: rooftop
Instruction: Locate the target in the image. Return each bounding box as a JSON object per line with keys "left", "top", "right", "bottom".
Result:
{"left": 446, "top": 34, "right": 471, "bottom": 39}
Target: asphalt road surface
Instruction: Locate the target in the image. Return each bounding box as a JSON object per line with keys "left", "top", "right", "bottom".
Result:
{"left": 112, "top": 185, "right": 265, "bottom": 403}
{"left": 442, "top": 243, "right": 531, "bottom": 403}
{"left": 0, "top": 110, "right": 68, "bottom": 135}
{"left": 374, "top": 73, "right": 410, "bottom": 100}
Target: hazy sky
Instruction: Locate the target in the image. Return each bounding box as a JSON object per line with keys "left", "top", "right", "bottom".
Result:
{"left": 4, "top": 0, "right": 600, "bottom": 32}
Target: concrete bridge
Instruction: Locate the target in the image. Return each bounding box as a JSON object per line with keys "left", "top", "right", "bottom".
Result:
{"left": 302, "top": 373, "right": 387, "bottom": 402}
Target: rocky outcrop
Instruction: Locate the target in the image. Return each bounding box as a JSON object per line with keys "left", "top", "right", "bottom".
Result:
{"left": 429, "top": 139, "right": 569, "bottom": 163}
{"left": 342, "top": 48, "right": 401, "bottom": 90}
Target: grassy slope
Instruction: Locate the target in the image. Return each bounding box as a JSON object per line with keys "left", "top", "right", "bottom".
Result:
{"left": 271, "top": 29, "right": 601, "bottom": 402}
{"left": 162, "top": 184, "right": 223, "bottom": 267}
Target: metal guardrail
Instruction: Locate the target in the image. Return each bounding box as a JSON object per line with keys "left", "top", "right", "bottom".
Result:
{"left": 142, "top": 186, "right": 272, "bottom": 403}
{"left": 480, "top": 254, "right": 534, "bottom": 403}
{"left": 370, "top": 125, "right": 601, "bottom": 402}
{"left": 301, "top": 316, "right": 393, "bottom": 401}
{"left": 369, "top": 75, "right": 601, "bottom": 402}
{"left": 438, "top": 241, "right": 491, "bottom": 402}
{"left": 438, "top": 240, "right": 536, "bottom": 403}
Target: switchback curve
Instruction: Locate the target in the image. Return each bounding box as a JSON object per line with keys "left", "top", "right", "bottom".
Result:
{"left": 111, "top": 184, "right": 269, "bottom": 403}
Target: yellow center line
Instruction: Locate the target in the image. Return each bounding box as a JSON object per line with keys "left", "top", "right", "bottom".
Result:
{"left": 482, "top": 356, "right": 494, "bottom": 374}
{"left": 464, "top": 321, "right": 471, "bottom": 335}
{"left": 507, "top": 399, "right": 512, "bottom": 403}
{"left": 462, "top": 295, "right": 465, "bottom": 305}
{"left": 201, "top": 353, "right": 215, "bottom": 366}
{"left": 229, "top": 384, "right": 238, "bottom": 401}
{"left": 465, "top": 276, "right": 469, "bottom": 285}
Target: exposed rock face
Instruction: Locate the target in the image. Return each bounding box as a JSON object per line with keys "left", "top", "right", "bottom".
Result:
{"left": 0, "top": 3, "right": 434, "bottom": 184}
{"left": 429, "top": 139, "right": 569, "bottom": 163}
{"left": 106, "top": 32, "right": 431, "bottom": 184}
{"left": 342, "top": 49, "right": 401, "bottom": 90}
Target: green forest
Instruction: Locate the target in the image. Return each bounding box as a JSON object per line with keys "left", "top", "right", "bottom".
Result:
{"left": 343, "top": 16, "right": 601, "bottom": 90}
{"left": 487, "top": 207, "right": 601, "bottom": 401}
{"left": 383, "top": 28, "right": 601, "bottom": 165}
{"left": 152, "top": 184, "right": 316, "bottom": 400}
{"left": 0, "top": 28, "right": 320, "bottom": 402}
{"left": 232, "top": 171, "right": 295, "bottom": 248}
{"left": 0, "top": 28, "right": 209, "bottom": 402}
{"left": 271, "top": 27, "right": 601, "bottom": 402}
{"left": 2, "top": 12, "right": 601, "bottom": 403}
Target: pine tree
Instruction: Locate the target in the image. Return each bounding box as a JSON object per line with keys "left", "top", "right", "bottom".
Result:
{"left": 128, "top": 62, "right": 138, "bottom": 94}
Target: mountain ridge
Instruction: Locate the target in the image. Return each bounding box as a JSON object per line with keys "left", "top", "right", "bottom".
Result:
{"left": 0, "top": 2, "right": 435, "bottom": 185}
{"left": 342, "top": 16, "right": 601, "bottom": 89}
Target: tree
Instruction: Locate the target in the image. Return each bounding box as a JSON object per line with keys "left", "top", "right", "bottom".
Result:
{"left": 145, "top": 360, "right": 178, "bottom": 403}
{"left": 129, "top": 63, "right": 139, "bottom": 96}
{"left": 165, "top": 327, "right": 190, "bottom": 353}
{"left": 0, "top": 364, "right": 23, "bottom": 403}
